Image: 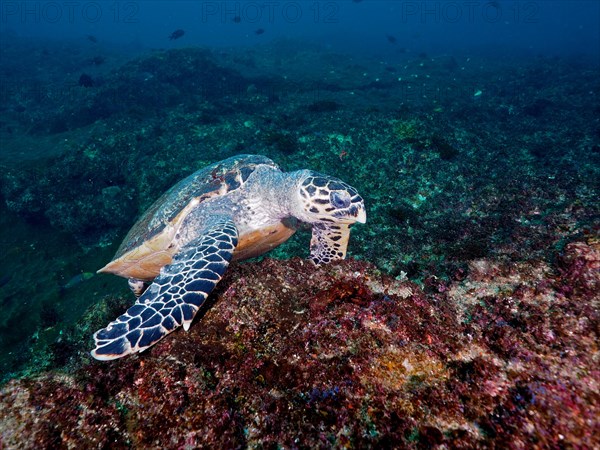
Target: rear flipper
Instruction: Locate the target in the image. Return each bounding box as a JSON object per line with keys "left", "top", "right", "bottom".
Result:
{"left": 91, "top": 219, "right": 238, "bottom": 360}
{"left": 128, "top": 278, "right": 148, "bottom": 298}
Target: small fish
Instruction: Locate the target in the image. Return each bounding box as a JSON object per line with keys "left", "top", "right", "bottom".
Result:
{"left": 90, "top": 55, "right": 105, "bottom": 66}
{"left": 63, "top": 272, "right": 94, "bottom": 289}
{"left": 86, "top": 34, "right": 98, "bottom": 43}
{"left": 169, "top": 29, "right": 185, "bottom": 40}
{"left": 254, "top": 28, "right": 265, "bottom": 35}
{"left": 0, "top": 274, "right": 12, "bottom": 288}
{"left": 386, "top": 34, "right": 397, "bottom": 44}
{"left": 78, "top": 73, "right": 94, "bottom": 87}
{"left": 232, "top": 15, "right": 241, "bottom": 23}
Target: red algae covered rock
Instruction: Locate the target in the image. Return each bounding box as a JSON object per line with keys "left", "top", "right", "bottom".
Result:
{"left": 557, "top": 240, "right": 600, "bottom": 296}
{"left": 1, "top": 253, "right": 598, "bottom": 449}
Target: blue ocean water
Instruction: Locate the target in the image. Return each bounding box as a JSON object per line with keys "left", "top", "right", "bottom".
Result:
{"left": 2, "top": 1, "right": 599, "bottom": 57}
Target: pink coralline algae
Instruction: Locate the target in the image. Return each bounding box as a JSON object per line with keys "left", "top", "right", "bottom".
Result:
{"left": 557, "top": 240, "right": 600, "bottom": 296}
{"left": 1, "top": 245, "right": 598, "bottom": 449}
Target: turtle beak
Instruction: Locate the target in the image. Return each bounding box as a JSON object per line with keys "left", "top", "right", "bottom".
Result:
{"left": 353, "top": 203, "right": 367, "bottom": 224}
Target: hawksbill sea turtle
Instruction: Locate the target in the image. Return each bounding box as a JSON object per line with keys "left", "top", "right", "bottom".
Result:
{"left": 92, "top": 154, "right": 366, "bottom": 360}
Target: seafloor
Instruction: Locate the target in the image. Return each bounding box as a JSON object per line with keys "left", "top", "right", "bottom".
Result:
{"left": 0, "top": 35, "right": 598, "bottom": 448}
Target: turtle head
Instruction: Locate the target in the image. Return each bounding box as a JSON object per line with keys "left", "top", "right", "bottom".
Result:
{"left": 294, "top": 171, "right": 366, "bottom": 225}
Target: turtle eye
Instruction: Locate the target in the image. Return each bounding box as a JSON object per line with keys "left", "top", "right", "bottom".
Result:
{"left": 330, "top": 191, "right": 351, "bottom": 209}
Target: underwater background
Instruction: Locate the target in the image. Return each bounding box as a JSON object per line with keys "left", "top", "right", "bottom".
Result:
{"left": 0, "top": 0, "right": 598, "bottom": 447}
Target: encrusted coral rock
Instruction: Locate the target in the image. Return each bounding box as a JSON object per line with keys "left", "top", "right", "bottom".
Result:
{"left": 557, "top": 240, "right": 600, "bottom": 295}
{"left": 1, "top": 256, "right": 598, "bottom": 448}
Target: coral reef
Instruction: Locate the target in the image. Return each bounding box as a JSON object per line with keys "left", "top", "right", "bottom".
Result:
{"left": 1, "top": 249, "right": 598, "bottom": 448}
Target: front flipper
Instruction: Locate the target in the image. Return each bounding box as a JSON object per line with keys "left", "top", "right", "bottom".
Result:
{"left": 309, "top": 223, "right": 351, "bottom": 266}
{"left": 91, "top": 219, "right": 238, "bottom": 360}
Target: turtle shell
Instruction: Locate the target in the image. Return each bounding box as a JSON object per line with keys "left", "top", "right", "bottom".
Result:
{"left": 98, "top": 154, "right": 279, "bottom": 280}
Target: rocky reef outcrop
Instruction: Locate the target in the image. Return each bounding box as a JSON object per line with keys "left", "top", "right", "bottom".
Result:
{"left": 1, "top": 241, "right": 598, "bottom": 448}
